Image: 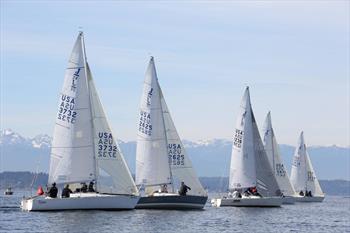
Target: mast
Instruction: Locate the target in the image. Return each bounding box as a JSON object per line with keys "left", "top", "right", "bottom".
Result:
{"left": 158, "top": 84, "right": 174, "bottom": 192}
{"left": 270, "top": 125, "right": 276, "bottom": 175}
{"left": 304, "top": 141, "right": 308, "bottom": 192}
{"left": 80, "top": 31, "right": 99, "bottom": 188}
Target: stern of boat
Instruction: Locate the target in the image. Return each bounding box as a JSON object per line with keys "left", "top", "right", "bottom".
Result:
{"left": 210, "top": 198, "right": 221, "bottom": 207}
{"left": 21, "top": 197, "right": 34, "bottom": 211}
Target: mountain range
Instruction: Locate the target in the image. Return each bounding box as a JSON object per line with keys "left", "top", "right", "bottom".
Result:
{"left": 0, "top": 129, "right": 349, "bottom": 180}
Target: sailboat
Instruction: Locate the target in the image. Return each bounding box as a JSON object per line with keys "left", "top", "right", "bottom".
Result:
{"left": 135, "top": 57, "right": 208, "bottom": 209}
{"left": 290, "top": 132, "right": 325, "bottom": 202}
{"left": 21, "top": 32, "right": 140, "bottom": 211}
{"left": 262, "top": 112, "right": 297, "bottom": 204}
{"left": 4, "top": 187, "right": 13, "bottom": 195}
{"left": 211, "top": 87, "right": 283, "bottom": 207}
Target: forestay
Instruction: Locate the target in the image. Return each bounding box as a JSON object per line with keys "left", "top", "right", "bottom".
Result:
{"left": 263, "top": 112, "right": 296, "bottom": 197}
{"left": 160, "top": 89, "right": 207, "bottom": 196}
{"left": 87, "top": 64, "right": 138, "bottom": 195}
{"left": 229, "top": 87, "right": 257, "bottom": 190}
{"left": 49, "top": 33, "right": 95, "bottom": 184}
{"left": 136, "top": 57, "right": 171, "bottom": 190}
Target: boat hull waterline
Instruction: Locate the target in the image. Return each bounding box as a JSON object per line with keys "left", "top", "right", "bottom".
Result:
{"left": 294, "top": 196, "right": 325, "bottom": 203}
{"left": 136, "top": 195, "right": 208, "bottom": 209}
{"left": 282, "top": 196, "right": 296, "bottom": 204}
{"left": 211, "top": 196, "right": 283, "bottom": 207}
{"left": 21, "top": 193, "right": 140, "bottom": 211}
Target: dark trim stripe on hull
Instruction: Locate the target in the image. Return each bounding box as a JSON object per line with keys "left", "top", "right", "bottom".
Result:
{"left": 136, "top": 195, "right": 208, "bottom": 209}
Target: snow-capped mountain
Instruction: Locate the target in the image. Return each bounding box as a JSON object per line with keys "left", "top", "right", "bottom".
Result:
{"left": 182, "top": 139, "right": 232, "bottom": 148}
{"left": 0, "top": 129, "right": 349, "bottom": 180}
{"left": 0, "top": 129, "right": 51, "bottom": 149}
{"left": 31, "top": 134, "right": 51, "bottom": 149}
{"left": 0, "top": 129, "right": 28, "bottom": 145}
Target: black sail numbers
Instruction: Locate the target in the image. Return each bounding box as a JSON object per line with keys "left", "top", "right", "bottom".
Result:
{"left": 57, "top": 94, "right": 77, "bottom": 124}
{"left": 97, "top": 132, "right": 117, "bottom": 158}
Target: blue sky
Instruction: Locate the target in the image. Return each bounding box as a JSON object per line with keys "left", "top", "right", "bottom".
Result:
{"left": 1, "top": 1, "right": 349, "bottom": 146}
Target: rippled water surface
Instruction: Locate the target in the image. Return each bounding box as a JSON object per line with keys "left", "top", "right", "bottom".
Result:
{"left": 1, "top": 191, "right": 349, "bottom": 233}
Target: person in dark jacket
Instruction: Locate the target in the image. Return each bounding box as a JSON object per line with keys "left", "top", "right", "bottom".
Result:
{"left": 47, "top": 182, "right": 58, "bottom": 198}
{"left": 178, "top": 182, "right": 191, "bottom": 196}
{"left": 88, "top": 181, "right": 95, "bottom": 192}
{"left": 61, "top": 184, "right": 73, "bottom": 198}
{"left": 81, "top": 183, "right": 88, "bottom": 193}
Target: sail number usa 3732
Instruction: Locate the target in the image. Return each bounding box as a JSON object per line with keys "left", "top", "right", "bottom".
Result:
{"left": 97, "top": 132, "right": 117, "bottom": 158}
{"left": 57, "top": 94, "right": 77, "bottom": 124}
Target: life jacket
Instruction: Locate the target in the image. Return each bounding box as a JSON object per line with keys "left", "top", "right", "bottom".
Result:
{"left": 37, "top": 186, "right": 44, "bottom": 195}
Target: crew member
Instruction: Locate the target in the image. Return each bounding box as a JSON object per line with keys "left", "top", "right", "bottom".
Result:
{"left": 47, "top": 182, "right": 58, "bottom": 198}
{"left": 81, "top": 182, "right": 88, "bottom": 193}
{"left": 178, "top": 182, "right": 191, "bottom": 196}
{"left": 62, "top": 184, "right": 73, "bottom": 198}
{"left": 88, "top": 181, "right": 95, "bottom": 192}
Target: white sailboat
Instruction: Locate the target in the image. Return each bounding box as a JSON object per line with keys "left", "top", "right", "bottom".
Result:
{"left": 290, "top": 132, "right": 325, "bottom": 202}
{"left": 262, "top": 112, "right": 297, "bottom": 204}
{"left": 211, "top": 87, "right": 283, "bottom": 207}
{"left": 135, "top": 57, "right": 208, "bottom": 209}
{"left": 21, "top": 32, "right": 139, "bottom": 211}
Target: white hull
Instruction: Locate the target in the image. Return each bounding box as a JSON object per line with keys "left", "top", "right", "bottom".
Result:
{"left": 294, "top": 196, "right": 325, "bottom": 202}
{"left": 282, "top": 196, "right": 296, "bottom": 204}
{"left": 21, "top": 193, "right": 140, "bottom": 211}
{"left": 211, "top": 196, "right": 282, "bottom": 207}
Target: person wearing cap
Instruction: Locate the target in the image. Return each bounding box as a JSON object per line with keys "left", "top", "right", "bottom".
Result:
{"left": 47, "top": 182, "right": 58, "bottom": 198}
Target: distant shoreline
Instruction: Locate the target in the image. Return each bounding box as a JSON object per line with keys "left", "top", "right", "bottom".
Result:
{"left": 1, "top": 171, "right": 349, "bottom": 196}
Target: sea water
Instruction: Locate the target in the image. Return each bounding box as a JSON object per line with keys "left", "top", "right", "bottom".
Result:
{"left": 1, "top": 191, "right": 349, "bottom": 233}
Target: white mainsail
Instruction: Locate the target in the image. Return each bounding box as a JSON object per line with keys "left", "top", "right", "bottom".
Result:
{"left": 49, "top": 32, "right": 95, "bottom": 184}
{"left": 87, "top": 64, "right": 138, "bottom": 195}
{"left": 136, "top": 57, "right": 172, "bottom": 190}
{"left": 229, "top": 87, "right": 256, "bottom": 190}
{"left": 291, "top": 132, "right": 323, "bottom": 196}
{"left": 263, "top": 112, "right": 296, "bottom": 197}
{"left": 160, "top": 89, "right": 207, "bottom": 196}
{"left": 229, "top": 87, "right": 280, "bottom": 197}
